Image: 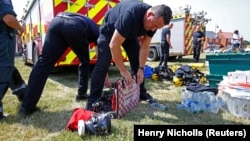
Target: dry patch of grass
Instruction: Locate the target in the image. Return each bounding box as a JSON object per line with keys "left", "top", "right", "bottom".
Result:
{"left": 0, "top": 54, "right": 249, "bottom": 141}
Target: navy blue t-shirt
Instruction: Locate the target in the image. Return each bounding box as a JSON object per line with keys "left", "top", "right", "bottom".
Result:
{"left": 192, "top": 31, "right": 204, "bottom": 45}
{"left": 161, "top": 27, "right": 171, "bottom": 42}
{"left": 0, "top": 0, "right": 17, "bottom": 32}
{"left": 59, "top": 12, "right": 100, "bottom": 44}
{"left": 102, "top": 0, "right": 156, "bottom": 38}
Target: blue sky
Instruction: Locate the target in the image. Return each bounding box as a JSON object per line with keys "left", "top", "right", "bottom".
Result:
{"left": 12, "top": 0, "right": 250, "bottom": 41}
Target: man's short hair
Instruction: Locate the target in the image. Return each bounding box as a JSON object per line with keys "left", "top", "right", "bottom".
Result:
{"left": 151, "top": 4, "right": 173, "bottom": 25}
{"left": 234, "top": 30, "right": 239, "bottom": 34}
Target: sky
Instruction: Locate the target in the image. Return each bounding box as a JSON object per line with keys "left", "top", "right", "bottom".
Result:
{"left": 12, "top": 0, "right": 250, "bottom": 41}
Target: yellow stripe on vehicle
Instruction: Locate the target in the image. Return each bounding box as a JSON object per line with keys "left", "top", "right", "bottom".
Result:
{"left": 58, "top": 50, "right": 77, "bottom": 65}
{"left": 54, "top": 0, "right": 62, "bottom": 7}
{"left": 67, "top": 0, "right": 84, "bottom": 13}
{"left": 88, "top": 1, "right": 107, "bottom": 18}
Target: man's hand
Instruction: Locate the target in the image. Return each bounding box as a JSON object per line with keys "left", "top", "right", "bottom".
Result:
{"left": 17, "top": 26, "right": 25, "bottom": 36}
{"left": 3, "top": 14, "right": 25, "bottom": 35}
{"left": 136, "top": 69, "right": 144, "bottom": 85}
{"left": 120, "top": 69, "right": 133, "bottom": 85}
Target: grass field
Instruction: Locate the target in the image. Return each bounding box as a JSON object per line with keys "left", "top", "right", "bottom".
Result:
{"left": 0, "top": 53, "right": 249, "bottom": 141}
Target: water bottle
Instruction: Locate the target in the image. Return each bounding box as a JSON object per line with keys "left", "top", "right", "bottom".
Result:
{"left": 177, "top": 100, "right": 190, "bottom": 111}
{"left": 181, "top": 89, "right": 193, "bottom": 107}
{"left": 181, "top": 89, "right": 193, "bottom": 101}
{"left": 201, "top": 91, "right": 212, "bottom": 112}
{"left": 189, "top": 91, "right": 206, "bottom": 113}
{"left": 177, "top": 103, "right": 185, "bottom": 110}
{"left": 151, "top": 102, "right": 168, "bottom": 111}
{"left": 196, "top": 91, "right": 210, "bottom": 112}
{"left": 208, "top": 92, "right": 221, "bottom": 114}
{"left": 216, "top": 96, "right": 224, "bottom": 110}
{"left": 179, "top": 89, "right": 193, "bottom": 112}
{"left": 190, "top": 102, "right": 202, "bottom": 114}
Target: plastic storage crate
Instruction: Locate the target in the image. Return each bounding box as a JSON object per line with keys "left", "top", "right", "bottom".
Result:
{"left": 206, "top": 53, "right": 250, "bottom": 75}
{"left": 220, "top": 90, "right": 250, "bottom": 118}
{"left": 206, "top": 74, "right": 223, "bottom": 88}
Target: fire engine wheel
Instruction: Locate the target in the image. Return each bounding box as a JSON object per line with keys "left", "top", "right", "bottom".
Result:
{"left": 147, "top": 48, "right": 158, "bottom": 61}
{"left": 32, "top": 47, "right": 39, "bottom": 65}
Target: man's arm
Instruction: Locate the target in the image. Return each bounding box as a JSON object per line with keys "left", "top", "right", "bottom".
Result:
{"left": 137, "top": 35, "right": 151, "bottom": 85}
{"left": 109, "top": 29, "right": 126, "bottom": 73}
{"left": 140, "top": 35, "right": 151, "bottom": 68}
{"left": 166, "top": 32, "right": 172, "bottom": 48}
{"left": 198, "top": 37, "right": 204, "bottom": 41}
{"left": 3, "top": 14, "right": 25, "bottom": 35}
{"left": 110, "top": 29, "right": 136, "bottom": 84}
{"left": 200, "top": 32, "right": 205, "bottom": 41}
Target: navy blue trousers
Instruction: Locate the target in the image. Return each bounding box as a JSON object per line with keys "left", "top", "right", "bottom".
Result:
{"left": 87, "top": 33, "right": 148, "bottom": 107}
{"left": 0, "top": 32, "right": 16, "bottom": 111}
{"left": 159, "top": 42, "right": 170, "bottom": 66}
{"left": 21, "top": 16, "right": 90, "bottom": 110}
{"left": 193, "top": 44, "right": 201, "bottom": 62}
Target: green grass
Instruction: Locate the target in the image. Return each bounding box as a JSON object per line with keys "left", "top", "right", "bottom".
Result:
{"left": 0, "top": 54, "right": 250, "bottom": 141}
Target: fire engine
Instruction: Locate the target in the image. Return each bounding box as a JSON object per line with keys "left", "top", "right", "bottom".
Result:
{"left": 20, "top": 0, "right": 128, "bottom": 66}
{"left": 147, "top": 5, "right": 211, "bottom": 61}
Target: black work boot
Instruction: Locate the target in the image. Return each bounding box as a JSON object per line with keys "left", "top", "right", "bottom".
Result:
{"left": 12, "top": 83, "right": 27, "bottom": 102}
{"left": 76, "top": 94, "right": 89, "bottom": 102}
{"left": 140, "top": 93, "right": 156, "bottom": 104}
{"left": 19, "top": 107, "right": 41, "bottom": 118}
{"left": 85, "top": 100, "right": 94, "bottom": 111}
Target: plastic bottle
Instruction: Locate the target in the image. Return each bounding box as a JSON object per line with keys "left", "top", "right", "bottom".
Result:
{"left": 177, "top": 103, "right": 185, "bottom": 110}
{"left": 179, "top": 89, "right": 193, "bottom": 112}
{"left": 207, "top": 92, "right": 221, "bottom": 114}
{"left": 151, "top": 102, "right": 168, "bottom": 111}
{"left": 201, "top": 91, "right": 212, "bottom": 112}
{"left": 190, "top": 102, "right": 202, "bottom": 114}
{"left": 177, "top": 100, "right": 189, "bottom": 111}
{"left": 181, "top": 89, "right": 193, "bottom": 106}
{"left": 186, "top": 91, "right": 206, "bottom": 113}
{"left": 181, "top": 89, "right": 193, "bottom": 101}
{"left": 216, "top": 96, "right": 224, "bottom": 111}
{"left": 195, "top": 91, "right": 210, "bottom": 112}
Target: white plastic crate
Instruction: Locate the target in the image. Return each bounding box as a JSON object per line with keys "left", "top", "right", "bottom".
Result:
{"left": 220, "top": 90, "right": 250, "bottom": 118}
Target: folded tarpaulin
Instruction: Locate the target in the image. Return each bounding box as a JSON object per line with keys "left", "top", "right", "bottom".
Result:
{"left": 186, "top": 82, "right": 218, "bottom": 95}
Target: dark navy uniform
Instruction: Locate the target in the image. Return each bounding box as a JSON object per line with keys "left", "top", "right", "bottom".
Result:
{"left": 9, "top": 66, "right": 26, "bottom": 102}
{"left": 159, "top": 27, "right": 171, "bottom": 67}
{"left": 192, "top": 30, "right": 204, "bottom": 62}
{"left": 0, "top": 0, "right": 18, "bottom": 119}
{"left": 86, "top": 0, "right": 156, "bottom": 109}
{"left": 20, "top": 12, "right": 99, "bottom": 115}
